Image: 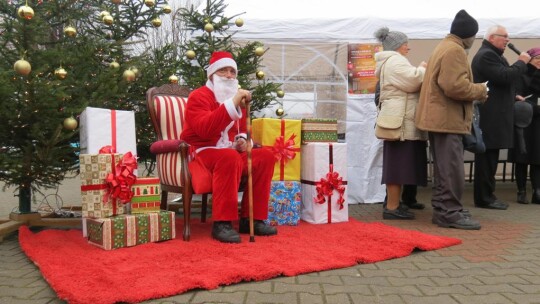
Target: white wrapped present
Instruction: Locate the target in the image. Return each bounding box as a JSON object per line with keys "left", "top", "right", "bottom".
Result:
{"left": 79, "top": 107, "right": 137, "bottom": 155}
{"left": 301, "top": 143, "right": 348, "bottom": 224}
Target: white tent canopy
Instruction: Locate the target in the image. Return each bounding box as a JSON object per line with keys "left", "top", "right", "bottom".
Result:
{"left": 222, "top": 0, "right": 540, "bottom": 42}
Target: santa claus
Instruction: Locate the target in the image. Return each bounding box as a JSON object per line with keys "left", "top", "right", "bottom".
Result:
{"left": 180, "top": 51, "right": 277, "bottom": 243}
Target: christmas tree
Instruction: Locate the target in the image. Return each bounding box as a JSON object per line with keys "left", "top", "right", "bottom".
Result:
{"left": 0, "top": 0, "right": 174, "bottom": 213}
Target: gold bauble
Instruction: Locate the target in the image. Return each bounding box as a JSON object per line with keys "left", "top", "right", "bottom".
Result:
{"left": 110, "top": 61, "right": 120, "bottom": 69}
{"left": 204, "top": 23, "right": 214, "bottom": 33}
{"left": 63, "top": 117, "right": 78, "bottom": 131}
{"left": 256, "top": 70, "right": 265, "bottom": 80}
{"left": 14, "top": 59, "right": 31, "bottom": 76}
{"left": 111, "top": 0, "right": 122, "bottom": 4}
{"left": 254, "top": 47, "right": 265, "bottom": 57}
{"left": 235, "top": 18, "right": 244, "bottom": 27}
{"left": 64, "top": 26, "right": 77, "bottom": 38}
{"left": 168, "top": 75, "right": 179, "bottom": 84}
{"left": 54, "top": 67, "right": 68, "bottom": 80}
{"left": 275, "top": 108, "right": 285, "bottom": 117}
{"left": 186, "top": 50, "right": 196, "bottom": 60}
{"left": 144, "top": 0, "right": 156, "bottom": 7}
{"left": 130, "top": 67, "right": 139, "bottom": 76}
{"left": 162, "top": 4, "right": 172, "bottom": 14}
{"left": 17, "top": 5, "right": 34, "bottom": 20}
{"left": 100, "top": 10, "right": 111, "bottom": 18}
{"left": 276, "top": 90, "right": 285, "bottom": 98}
{"left": 122, "top": 69, "right": 136, "bottom": 82}
{"left": 151, "top": 17, "right": 162, "bottom": 27}
{"left": 103, "top": 15, "right": 114, "bottom": 25}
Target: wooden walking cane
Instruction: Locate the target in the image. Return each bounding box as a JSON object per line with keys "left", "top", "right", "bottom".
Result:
{"left": 245, "top": 99, "right": 255, "bottom": 242}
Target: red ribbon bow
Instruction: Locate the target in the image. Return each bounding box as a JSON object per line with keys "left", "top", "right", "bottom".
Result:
{"left": 314, "top": 164, "right": 346, "bottom": 210}
{"left": 104, "top": 152, "right": 138, "bottom": 203}
{"left": 271, "top": 134, "right": 300, "bottom": 162}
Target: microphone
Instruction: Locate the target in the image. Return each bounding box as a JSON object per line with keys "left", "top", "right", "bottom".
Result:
{"left": 507, "top": 43, "right": 521, "bottom": 55}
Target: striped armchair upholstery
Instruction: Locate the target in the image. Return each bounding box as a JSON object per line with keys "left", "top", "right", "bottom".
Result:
{"left": 146, "top": 84, "right": 209, "bottom": 241}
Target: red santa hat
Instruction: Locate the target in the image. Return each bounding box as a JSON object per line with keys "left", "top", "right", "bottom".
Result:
{"left": 206, "top": 51, "right": 237, "bottom": 78}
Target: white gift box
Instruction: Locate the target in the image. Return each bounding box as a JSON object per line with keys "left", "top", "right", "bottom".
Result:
{"left": 79, "top": 107, "right": 137, "bottom": 155}
{"left": 301, "top": 143, "right": 348, "bottom": 224}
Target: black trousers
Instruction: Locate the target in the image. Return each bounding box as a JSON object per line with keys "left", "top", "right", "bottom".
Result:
{"left": 473, "top": 148, "right": 500, "bottom": 205}
{"left": 515, "top": 163, "right": 540, "bottom": 191}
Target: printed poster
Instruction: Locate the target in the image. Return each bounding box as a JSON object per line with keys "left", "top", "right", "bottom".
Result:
{"left": 347, "top": 43, "right": 382, "bottom": 97}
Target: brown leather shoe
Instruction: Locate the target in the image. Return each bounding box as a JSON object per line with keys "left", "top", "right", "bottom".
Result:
{"left": 239, "top": 218, "right": 277, "bottom": 236}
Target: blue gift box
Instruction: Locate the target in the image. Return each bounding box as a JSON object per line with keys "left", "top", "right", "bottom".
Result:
{"left": 265, "top": 181, "right": 302, "bottom": 226}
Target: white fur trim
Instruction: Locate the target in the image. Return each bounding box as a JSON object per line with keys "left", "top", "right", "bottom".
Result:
{"left": 224, "top": 97, "right": 242, "bottom": 121}
{"left": 206, "top": 58, "right": 237, "bottom": 78}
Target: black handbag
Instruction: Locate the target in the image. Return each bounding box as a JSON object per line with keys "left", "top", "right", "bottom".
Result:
{"left": 463, "top": 102, "right": 486, "bottom": 153}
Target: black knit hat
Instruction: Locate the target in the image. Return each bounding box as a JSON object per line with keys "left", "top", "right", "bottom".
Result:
{"left": 450, "top": 10, "right": 479, "bottom": 39}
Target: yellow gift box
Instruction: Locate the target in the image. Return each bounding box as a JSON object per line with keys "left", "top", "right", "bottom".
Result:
{"left": 252, "top": 118, "right": 301, "bottom": 181}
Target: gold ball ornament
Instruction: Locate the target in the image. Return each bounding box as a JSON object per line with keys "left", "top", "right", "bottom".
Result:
{"left": 14, "top": 59, "right": 31, "bottom": 76}
{"left": 275, "top": 108, "right": 285, "bottom": 117}
{"left": 111, "top": 0, "right": 122, "bottom": 4}
{"left": 168, "top": 75, "right": 179, "bottom": 84}
{"left": 256, "top": 70, "right": 265, "bottom": 80}
{"left": 64, "top": 26, "right": 77, "bottom": 38}
{"left": 185, "top": 50, "right": 196, "bottom": 60}
{"left": 100, "top": 10, "right": 111, "bottom": 18}
{"left": 254, "top": 47, "right": 265, "bottom": 57}
{"left": 144, "top": 0, "right": 156, "bottom": 7}
{"left": 110, "top": 61, "right": 120, "bottom": 69}
{"left": 63, "top": 117, "right": 78, "bottom": 131}
{"left": 276, "top": 90, "right": 285, "bottom": 98}
{"left": 204, "top": 23, "right": 214, "bottom": 33}
{"left": 235, "top": 18, "right": 244, "bottom": 27}
{"left": 17, "top": 5, "right": 34, "bottom": 20}
{"left": 103, "top": 15, "right": 114, "bottom": 26}
{"left": 54, "top": 67, "right": 68, "bottom": 80}
{"left": 130, "top": 67, "right": 139, "bottom": 76}
{"left": 122, "top": 69, "right": 136, "bottom": 82}
{"left": 162, "top": 4, "right": 172, "bottom": 14}
{"left": 151, "top": 17, "right": 162, "bottom": 28}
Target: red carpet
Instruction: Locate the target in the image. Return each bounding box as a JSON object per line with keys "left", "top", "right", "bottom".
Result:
{"left": 19, "top": 218, "right": 460, "bottom": 304}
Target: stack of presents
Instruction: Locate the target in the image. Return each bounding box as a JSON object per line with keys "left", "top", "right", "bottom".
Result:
{"left": 79, "top": 107, "right": 175, "bottom": 250}
{"left": 77, "top": 107, "right": 347, "bottom": 250}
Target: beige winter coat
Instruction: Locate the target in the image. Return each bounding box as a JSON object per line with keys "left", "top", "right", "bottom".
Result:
{"left": 415, "top": 34, "right": 487, "bottom": 134}
{"left": 375, "top": 51, "right": 426, "bottom": 141}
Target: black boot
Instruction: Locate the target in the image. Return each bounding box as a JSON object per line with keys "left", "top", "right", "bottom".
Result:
{"left": 517, "top": 190, "right": 529, "bottom": 204}
{"left": 212, "top": 221, "right": 241, "bottom": 243}
{"left": 532, "top": 189, "right": 540, "bottom": 204}
{"left": 239, "top": 218, "right": 277, "bottom": 236}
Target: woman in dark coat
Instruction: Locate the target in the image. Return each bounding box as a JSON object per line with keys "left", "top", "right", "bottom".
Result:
{"left": 509, "top": 47, "right": 540, "bottom": 204}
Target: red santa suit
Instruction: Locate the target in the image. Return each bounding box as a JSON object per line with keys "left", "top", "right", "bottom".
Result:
{"left": 180, "top": 82, "right": 275, "bottom": 221}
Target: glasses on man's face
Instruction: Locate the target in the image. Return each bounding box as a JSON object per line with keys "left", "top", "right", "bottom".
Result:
{"left": 492, "top": 33, "right": 509, "bottom": 39}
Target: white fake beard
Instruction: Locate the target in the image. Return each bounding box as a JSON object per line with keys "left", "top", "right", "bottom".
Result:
{"left": 213, "top": 75, "right": 239, "bottom": 104}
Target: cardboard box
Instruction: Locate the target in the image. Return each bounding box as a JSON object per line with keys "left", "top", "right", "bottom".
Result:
{"left": 301, "top": 118, "right": 338, "bottom": 144}
{"left": 130, "top": 177, "right": 161, "bottom": 214}
{"left": 79, "top": 107, "right": 137, "bottom": 155}
{"left": 264, "top": 181, "right": 302, "bottom": 226}
{"left": 86, "top": 211, "right": 176, "bottom": 250}
{"left": 252, "top": 118, "right": 302, "bottom": 181}
{"left": 300, "top": 143, "right": 348, "bottom": 224}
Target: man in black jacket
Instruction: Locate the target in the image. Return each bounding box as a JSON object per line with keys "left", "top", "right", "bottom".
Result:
{"left": 471, "top": 25, "right": 530, "bottom": 210}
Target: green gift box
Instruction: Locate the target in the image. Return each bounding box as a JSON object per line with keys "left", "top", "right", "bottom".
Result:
{"left": 86, "top": 211, "right": 175, "bottom": 250}
{"left": 301, "top": 118, "right": 338, "bottom": 144}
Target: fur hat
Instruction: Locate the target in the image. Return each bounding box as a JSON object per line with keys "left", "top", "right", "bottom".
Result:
{"left": 206, "top": 51, "right": 237, "bottom": 79}
{"left": 374, "top": 27, "right": 408, "bottom": 51}
{"left": 527, "top": 47, "right": 540, "bottom": 58}
{"left": 450, "top": 10, "right": 479, "bottom": 39}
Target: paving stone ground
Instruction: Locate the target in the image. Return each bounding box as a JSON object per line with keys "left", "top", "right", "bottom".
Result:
{"left": 2, "top": 182, "right": 540, "bottom": 304}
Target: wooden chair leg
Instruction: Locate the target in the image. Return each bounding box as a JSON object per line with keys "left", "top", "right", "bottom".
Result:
{"left": 160, "top": 190, "right": 168, "bottom": 210}
{"left": 182, "top": 190, "right": 193, "bottom": 241}
{"left": 201, "top": 194, "right": 208, "bottom": 223}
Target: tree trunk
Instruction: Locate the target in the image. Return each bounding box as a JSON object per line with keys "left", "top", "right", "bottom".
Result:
{"left": 18, "top": 185, "right": 32, "bottom": 214}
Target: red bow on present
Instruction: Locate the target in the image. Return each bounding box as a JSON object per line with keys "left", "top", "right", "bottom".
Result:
{"left": 99, "top": 145, "right": 116, "bottom": 154}
{"left": 271, "top": 134, "right": 300, "bottom": 163}
{"left": 104, "top": 152, "right": 138, "bottom": 203}
{"left": 314, "top": 164, "right": 346, "bottom": 209}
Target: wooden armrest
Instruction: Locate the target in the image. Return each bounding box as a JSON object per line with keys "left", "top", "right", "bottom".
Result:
{"left": 150, "top": 139, "right": 186, "bottom": 154}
